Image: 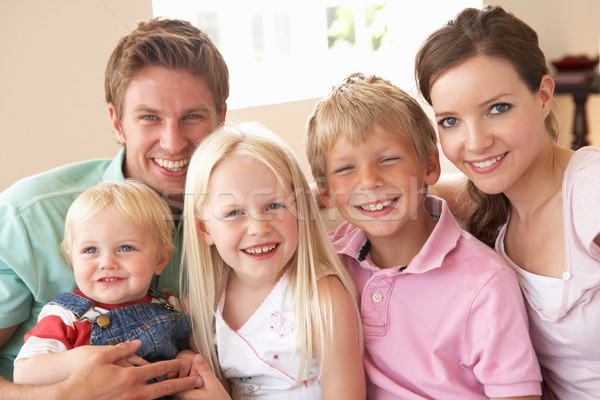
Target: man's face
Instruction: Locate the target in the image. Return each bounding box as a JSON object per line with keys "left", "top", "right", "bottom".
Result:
{"left": 109, "top": 65, "right": 226, "bottom": 209}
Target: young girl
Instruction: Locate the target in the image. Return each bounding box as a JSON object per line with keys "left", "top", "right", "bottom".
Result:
{"left": 415, "top": 6, "right": 600, "bottom": 400}
{"left": 180, "top": 123, "right": 364, "bottom": 400}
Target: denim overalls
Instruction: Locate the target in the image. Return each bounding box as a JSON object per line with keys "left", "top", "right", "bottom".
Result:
{"left": 49, "top": 288, "right": 191, "bottom": 363}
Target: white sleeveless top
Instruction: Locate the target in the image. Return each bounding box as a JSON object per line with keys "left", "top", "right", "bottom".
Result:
{"left": 216, "top": 271, "right": 321, "bottom": 400}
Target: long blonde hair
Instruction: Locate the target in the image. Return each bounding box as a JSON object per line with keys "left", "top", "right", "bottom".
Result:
{"left": 181, "top": 122, "right": 362, "bottom": 380}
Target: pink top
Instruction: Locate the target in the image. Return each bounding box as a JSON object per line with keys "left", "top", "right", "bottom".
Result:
{"left": 329, "top": 196, "right": 542, "bottom": 399}
{"left": 496, "top": 146, "right": 600, "bottom": 400}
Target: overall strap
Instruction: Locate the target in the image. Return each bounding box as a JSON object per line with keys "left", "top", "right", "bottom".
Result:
{"left": 49, "top": 292, "right": 94, "bottom": 319}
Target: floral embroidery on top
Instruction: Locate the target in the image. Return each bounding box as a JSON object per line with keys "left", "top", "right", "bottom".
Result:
{"left": 270, "top": 311, "right": 294, "bottom": 337}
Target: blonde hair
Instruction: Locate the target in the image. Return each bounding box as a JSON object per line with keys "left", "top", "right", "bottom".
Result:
{"left": 181, "top": 122, "right": 362, "bottom": 380}
{"left": 306, "top": 72, "right": 438, "bottom": 190}
{"left": 62, "top": 180, "right": 174, "bottom": 264}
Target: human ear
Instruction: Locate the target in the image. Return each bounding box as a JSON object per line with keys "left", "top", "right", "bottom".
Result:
{"left": 538, "top": 75, "right": 555, "bottom": 115}
{"left": 108, "top": 103, "right": 126, "bottom": 145}
{"left": 423, "top": 149, "right": 442, "bottom": 187}
{"left": 317, "top": 186, "right": 336, "bottom": 209}
{"left": 197, "top": 219, "right": 214, "bottom": 245}
{"left": 154, "top": 248, "right": 172, "bottom": 276}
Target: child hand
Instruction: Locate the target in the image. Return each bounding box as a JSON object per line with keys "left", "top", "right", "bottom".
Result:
{"left": 167, "top": 349, "right": 197, "bottom": 379}
{"left": 172, "top": 354, "right": 230, "bottom": 400}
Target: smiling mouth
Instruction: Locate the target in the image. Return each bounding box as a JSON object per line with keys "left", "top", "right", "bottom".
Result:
{"left": 153, "top": 158, "right": 190, "bottom": 172}
{"left": 243, "top": 244, "right": 278, "bottom": 255}
{"left": 470, "top": 153, "right": 506, "bottom": 169}
{"left": 98, "top": 277, "right": 122, "bottom": 282}
{"left": 357, "top": 198, "right": 397, "bottom": 212}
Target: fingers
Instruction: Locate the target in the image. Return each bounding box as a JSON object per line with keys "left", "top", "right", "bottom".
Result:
{"left": 191, "top": 354, "right": 230, "bottom": 399}
{"left": 97, "top": 340, "right": 143, "bottom": 364}
{"left": 140, "top": 372, "right": 203, "bottom": 399}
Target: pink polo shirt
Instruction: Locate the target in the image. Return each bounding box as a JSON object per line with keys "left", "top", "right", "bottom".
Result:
{"left": 329, "top": 196, "right": 542, "bottom": 399}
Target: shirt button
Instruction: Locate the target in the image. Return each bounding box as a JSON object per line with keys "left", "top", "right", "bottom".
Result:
{"left": 559, "top": 309, "right": 566, "bottom": 317}
{"left": 562, "top": 272, "right": 572, "bottom": 281}
{"left": 372, "top": 293, "right": 383, "bottom": 303}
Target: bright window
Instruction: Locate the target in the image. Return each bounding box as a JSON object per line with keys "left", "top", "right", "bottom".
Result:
{"left": 153, "top": 0, "right": 481, "bottom": 109}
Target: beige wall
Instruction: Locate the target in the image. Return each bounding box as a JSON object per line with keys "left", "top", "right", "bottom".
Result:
{"left": 485, "top": 0, "right": 600, "bottom": 150}
{"left": 0, "top": 0, "right": 152, "bottom": 191}
{"left": 2, "top": 0, "right": 599, "bottom": 191}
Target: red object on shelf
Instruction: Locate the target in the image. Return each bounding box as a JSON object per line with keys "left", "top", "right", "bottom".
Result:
{"left": 552, "top": 55, "right": 599, "bottom": 72}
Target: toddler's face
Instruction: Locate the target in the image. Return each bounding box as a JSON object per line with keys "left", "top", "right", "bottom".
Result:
{"left": 70, "top": 207, "right": 168, "bottom": 304}
{"left": 322, "top": 125, "right": 439, "bottom": 241}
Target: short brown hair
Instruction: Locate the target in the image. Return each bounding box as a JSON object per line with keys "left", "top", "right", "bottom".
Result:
{"left": 105, "top": 18, "right": 229, "bottom": 121}
{"left": 306, "top": 73, "right": 438, "bottom": 190}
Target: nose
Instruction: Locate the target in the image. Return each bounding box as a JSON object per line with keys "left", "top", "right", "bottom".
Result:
{"left": 465, "top": 122, "right": 493, "bottom": 153}
{"left": 357, "top": 166, "right": 384, "bottom": 190}
{"left": 99, "top": 253, "right": 118, "bottom": 270}
{"left": 246, "top": 216, "right": 272, "bottom": 236}
{"left": 160, "top": 120, "right": 189, "bottom": 154}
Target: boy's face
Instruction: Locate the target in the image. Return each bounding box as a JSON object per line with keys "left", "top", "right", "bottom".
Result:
{"left": 322, "top": 125, "right": 440, "bottom": 241}
{"left": 70, "top": 207, "right": 169, "bottom": 304}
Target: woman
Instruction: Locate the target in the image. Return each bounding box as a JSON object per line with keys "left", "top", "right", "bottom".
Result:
{"left": 415, "top": 6, "right": 600, "bottom": 400}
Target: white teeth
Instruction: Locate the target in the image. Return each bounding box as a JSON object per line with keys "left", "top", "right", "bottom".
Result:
{"left": 360, "top": 199, "right": 394, "bottom": 211}
{"left": 244, "top": 244, "right": 277, "bottom": 254}
{"left": 472, "top": 154, "right": 504, "bottom": 168}
{"left": 154, "top": 158, "right": 190, "bottom": 171}
{"left": 101, "top": 278, "right": 119, "bottom": 282}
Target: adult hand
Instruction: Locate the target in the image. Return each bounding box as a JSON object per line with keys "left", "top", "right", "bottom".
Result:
{"left": 57, "top": 340, "right": 203, "bottom": 400}
{"left": 172, "top": 354, "right": 231, "bottom": 400}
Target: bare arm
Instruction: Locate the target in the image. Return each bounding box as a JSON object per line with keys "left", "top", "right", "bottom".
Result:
{"left": 428, "top": 172, "right": 469, "bottom": 217}
{"left": 0, "top": 325, "right": 17, "bottom": 348}
{"left": 316, "top": 276, "right": 365, "bottom": 400}
{"left": 3, "top": 340, "right": 202, "bottom": 399}
{"left": 13, "top": 344, "right": 146, "bottom": 385}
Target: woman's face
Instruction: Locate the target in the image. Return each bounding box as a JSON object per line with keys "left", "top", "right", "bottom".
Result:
{"left": 429, "top": 55, "right": 554, "bottom": 196}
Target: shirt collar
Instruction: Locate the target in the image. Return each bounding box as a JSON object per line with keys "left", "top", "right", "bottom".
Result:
{"left": 102, "top": 148, "right": 126, "bottom": 181}
{"left": 332, "top": 196, "right": 462, "bottom": 274}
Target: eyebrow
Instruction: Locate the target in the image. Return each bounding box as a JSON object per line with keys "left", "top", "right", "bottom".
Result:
{"left": 132, "top": 105, "right": 213, "bottom": 115}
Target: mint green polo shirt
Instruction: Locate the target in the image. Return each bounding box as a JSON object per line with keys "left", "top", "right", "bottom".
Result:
{"left": 0, "top": 149, "right": 183, "bottom": 381}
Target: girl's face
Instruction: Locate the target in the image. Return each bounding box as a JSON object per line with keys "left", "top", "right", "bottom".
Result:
{"left": 429, "top": 55, "right": 554, "bottom": 196}
{"left": 198, "top": 157, "right": 299, "bottom": 286}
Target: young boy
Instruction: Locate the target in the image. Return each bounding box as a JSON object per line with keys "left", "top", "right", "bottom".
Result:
{"left": 13, "top": 180, "right": 191, "bottom": 385}
{"left": 306, "top": 73, "right": 542, "bottom": 400}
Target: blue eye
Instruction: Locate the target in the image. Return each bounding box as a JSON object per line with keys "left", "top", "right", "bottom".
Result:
{"left": 268, "top": 203, "right": 284, "bottom": 210}
{"left": 490, "top": 103, "right": 510, "bottom": 114}
{"left": 439, "top": 117, "right": 457, "bottom": 128}
{"left": 119, "top": 245, "right": 133, "bottom": 252}
{"left": 84, "top": 247, "right": 98, "bottom": 254}
{"left": 226, "top": 210, "right": 242, "bottom": 218}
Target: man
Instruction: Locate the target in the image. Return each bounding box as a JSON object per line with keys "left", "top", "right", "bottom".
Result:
{"left": 0, "top": 18, "right": 228, "bottom": 396}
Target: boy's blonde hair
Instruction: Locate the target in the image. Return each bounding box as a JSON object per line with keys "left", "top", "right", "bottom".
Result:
{"left": 181, "top": 122, "right": 362, "bottom": 380}
{"left": 306, "top": 73, "right": 438, "bottom": 190}
{"left": 62, "top": 180, "right": 175, "bottom": 264}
